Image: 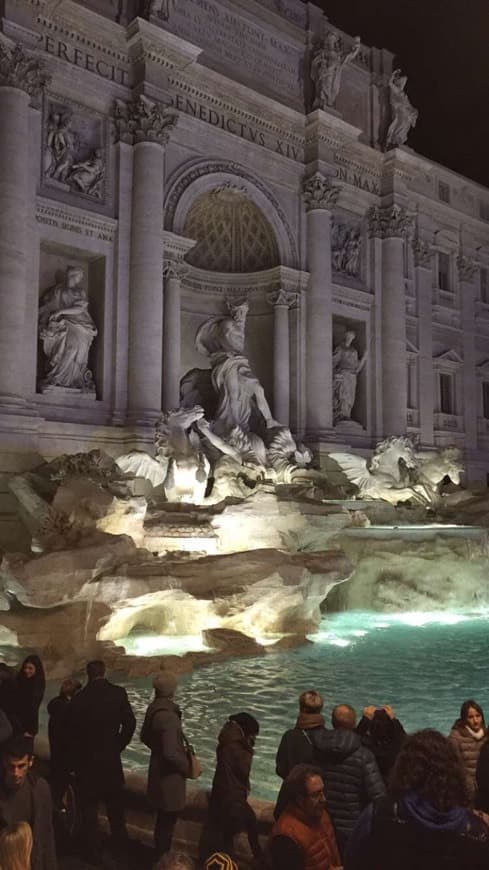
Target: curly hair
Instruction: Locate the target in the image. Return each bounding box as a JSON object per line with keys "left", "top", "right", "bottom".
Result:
{"left": 389, "top": 729, "right": 469, "bottom": 811}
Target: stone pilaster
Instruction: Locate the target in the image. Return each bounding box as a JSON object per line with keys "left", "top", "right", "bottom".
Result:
{"left": 369, "top": 204, "right": 413, "bottom": 436}
{"left": 0, "top": 40, "right": 50, "bottom": 413}
{"left": 458, "top": 255, "right": 478, "bottom": 450}
{"left": 162, "top": 258, "right": 188, "bottom": 412}
{"left": 267, "top": 289, "right": 297, "bottom": 425}
{"left": 303, "top": 172, "right": 340, "bottom": 437}
{"left": 114, "top": 96, "right": 178, "bottom": 425}
{"left": 413, "top": 236, "right": 435, "bottom": 445}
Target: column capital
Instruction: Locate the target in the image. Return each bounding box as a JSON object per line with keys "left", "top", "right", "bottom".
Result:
{"left": 367, "top": 204, "right": 413, "bottom": 239}
{"left": 113, "top": 95, "right": 178, "bottom": 146}
{"left": 267, "top": 288, "right": 298, "bottom": 308}
{"left": 457, "top": 254, "right": 477, "bottom": 283}
{"left": 0, "top": 39, "right": 50, "bottom": 98}
{"left": 412, "top": 237, "right": 434, "bottom": 269}
{"left": 302, "top": 172, "right": 340, "bottom": 212}
{"left": 163, "top": 257, "right": 189, "bottom": 279}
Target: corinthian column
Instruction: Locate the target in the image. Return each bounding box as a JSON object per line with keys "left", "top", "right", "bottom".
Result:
{"left": 162, "top": 258, "right": 187, "bottom": 411}
{"left": 457, "top": 254, "right": 478, "bottom": 450}
{"left": 267, "top": 289, "right": 297, "bottom": 425}
{"left": 113, "top": 95, "right": 177, "bottom": 425}
{"left": 369, "top": 204, "right": 412, "bottom": 436}
{"left": 0, "top": 41, "right": 49, "bottom": 412}
{"left": 303, "top": 172, "right": 340, "bottom": 437}
{"left": 413, "top": 236, "right": 435, "bottom": 445}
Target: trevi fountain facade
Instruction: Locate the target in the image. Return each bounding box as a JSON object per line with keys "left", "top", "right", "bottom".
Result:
{"left": 0, "top": 0, "right": 489, "bottom": 706}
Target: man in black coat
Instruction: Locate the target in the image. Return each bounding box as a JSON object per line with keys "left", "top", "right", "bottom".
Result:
{"left": 68, "top": 659, "right": 136, "bottom": 858}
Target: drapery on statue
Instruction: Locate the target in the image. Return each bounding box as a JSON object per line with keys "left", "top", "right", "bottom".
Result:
{"left": 332, "top": 330, "right": 367, "bottom": 423}
{"left": 189, "top": 301, "right": 280, "bottom": 439}
{"left": 311, "top": 32, "right": 361, "bottom": 109}
{"left": 386, "top": 69, "right": 418, "bottom": 149}
{"left": 44, "top": 112, "right": 76, "bottom": 182}
{"left": 38, "top": 266, "right": 97, "bottom": 392}
{"left": 68, "top": 149, "right": 105, "bottom": 197}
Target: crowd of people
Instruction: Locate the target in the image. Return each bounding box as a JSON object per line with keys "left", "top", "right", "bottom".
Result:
{"left": 0, "top": 655, "right": 488, "bottom": 869}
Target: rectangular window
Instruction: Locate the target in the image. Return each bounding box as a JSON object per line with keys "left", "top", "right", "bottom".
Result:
{"left": 438, "top": 181, "right": 450, "bottom": 203}
{"left": 407, "top": 362, "right": 417, "bottom": 409}
{"left": 438, "top": 252, "right": 451, "bottom": 291}
{"left": 483, "top": 382, "right": 489, "bottom": 420}
{"left": 480, "top": 201, "right": 489, "bottom": 222}
{"left": 481, "top": 267, "right": 489, "bottom": 303}
{"left": 440, "top": 373, "right": 453, "bottom": 414}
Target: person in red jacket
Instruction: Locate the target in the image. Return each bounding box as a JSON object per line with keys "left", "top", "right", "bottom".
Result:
{"left": 270, "top": 764, "right": 342, "bottom": 870}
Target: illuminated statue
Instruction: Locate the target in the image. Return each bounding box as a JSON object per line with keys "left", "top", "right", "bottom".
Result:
{"left": 311, "top": 33, "right": 361, "bottom": 109}
{"left": 386, "top": 69, "right": 418, "bottom": 149}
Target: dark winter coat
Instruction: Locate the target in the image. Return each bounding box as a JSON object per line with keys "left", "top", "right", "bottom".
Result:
{"left": 356, "top": 714, "right": 406, "bottom": 783}
{"left": 276, "top": 727, "right": 385, "bottom": 850}
{"left": 0, "top": 771, "right": 57, "bottom": 870}
{"left": 210, "top": 719, "right": 255, "bottom": 828}
{"left": 275, "top": 725, "right": 318, "bottom": 780}
{"left": 68, "top": 678, "right": 136, "bottom": 792}
{"left": 345, "top": 793, "right": 489, "bottom": 870}
{"left": 141, "top": 696, "right": 188, "bottom": 812}
{"left": 47, "top": 695, "right": 72, "bottom": 774}
{"left": 15, "top": 671, "right": 45, "bottom": 736}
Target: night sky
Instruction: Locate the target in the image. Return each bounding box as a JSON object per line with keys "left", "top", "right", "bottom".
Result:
{"left": 314, "top": 0, "right": 489, "bottom": 189}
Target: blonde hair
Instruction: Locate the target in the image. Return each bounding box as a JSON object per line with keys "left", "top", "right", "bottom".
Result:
{"left": 0, "top": 823, "right": 33, "bottom": 870}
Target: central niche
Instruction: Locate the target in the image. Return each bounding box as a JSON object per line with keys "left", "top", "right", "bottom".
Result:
{"left": 183, "top": 185, "right": 280, "bottom": 273}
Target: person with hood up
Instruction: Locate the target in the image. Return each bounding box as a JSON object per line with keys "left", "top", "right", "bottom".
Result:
{"left": 345, "top": 729, "right": 489, "bottom": 870}
{"left": 201, "top": 712, "right": 262, "bottom": 864}
{"left": 356, "top": 704, "right": 406, "bottom": 784}
{"left": 15, "top": 656, "right": 45, "bottom": 737}
{"left": 275, "top": 703, "right": 385, "bottom": 857}
{"left": 140, "top": 671, "right": 189, "bottom": 860}
{"left": 448, "top": 699, "right": 486, "bottom": 803}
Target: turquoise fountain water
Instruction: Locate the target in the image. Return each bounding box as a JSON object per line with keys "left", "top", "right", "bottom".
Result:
{"left": 99, "top": 610, "right": 489, "bottom": 802}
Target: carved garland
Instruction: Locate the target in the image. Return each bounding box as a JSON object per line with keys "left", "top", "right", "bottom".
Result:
{"left": 412, "top": 237, "right": 434, "bottom": 269}
{"left": 456, "top": 255, "right": 477, "bottom": 283}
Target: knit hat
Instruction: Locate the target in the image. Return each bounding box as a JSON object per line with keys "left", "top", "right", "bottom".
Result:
{"left": 204, "top": 854, "right": 238, "bottom": 870}
{"left": 153, "top": 671, "right": 177, "bottom": 697}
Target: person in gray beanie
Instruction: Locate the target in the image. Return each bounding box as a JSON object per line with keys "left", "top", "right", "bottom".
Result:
{"left": 140, "top": 672, "right": 189, "bottom": 859}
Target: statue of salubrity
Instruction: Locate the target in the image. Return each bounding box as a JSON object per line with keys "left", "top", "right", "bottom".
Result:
{"left": 311, "top": 32, "right": 361, "bottom": 109}
{"left": 332, "top": 330, "right": 367, "bottom": 425}
{"left": 386, "top": 69, "right": 418, "bottom": 149}
{"left": 38, "top": 266, "right": 97, "bottom": 394}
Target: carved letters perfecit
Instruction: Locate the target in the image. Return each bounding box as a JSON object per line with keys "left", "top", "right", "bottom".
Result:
{"left": 113, "top": 94, "right": 178, "bottom": 146}
{"left": 303, "top": 172, "right": 340, "bottom": 212}
{"left": 0, "top": 39, "right": 50, "bottom": 97}
{"left": 367, "top": 204, "right": 413, "bottom": 239}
